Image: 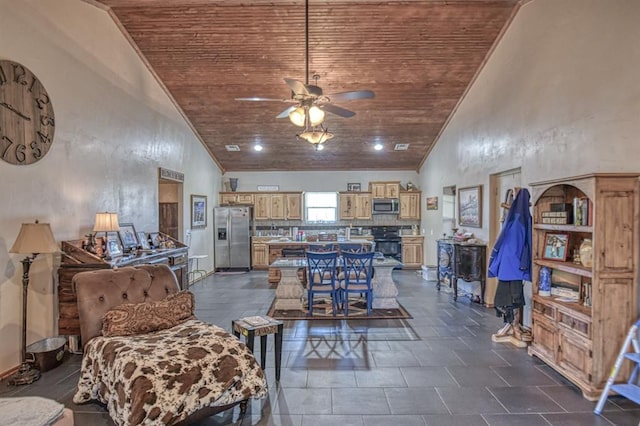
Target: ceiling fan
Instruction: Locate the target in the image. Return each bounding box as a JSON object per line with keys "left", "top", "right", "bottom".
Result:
{"left": 235, "top": 0, "right": 374, "bottom": 139}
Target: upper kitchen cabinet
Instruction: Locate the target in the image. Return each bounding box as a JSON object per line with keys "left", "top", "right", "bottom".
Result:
{"left": 339, "top": 192, "right": 372, "bottom": 220}
{"left": 369, "top": 181, "right": 401, "bottom": 199}
{"left": 254, "top": 192, "right": 303, "bottom": 220}
{"left": 285, "top": 193, "right": 303, "bottom": 220}
{"left": 399, "top": 191, "right": 421, "bottom": 220}
{"left": 220, "top": 192, "right": 254, "bottom": 205}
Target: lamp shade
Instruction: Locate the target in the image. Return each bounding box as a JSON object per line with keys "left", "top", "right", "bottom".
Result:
{"left": 93, "top": 212, "right": 120, "bottom": 232}
{"left": 10, "top": 222, "right": 58, "bottom": 254}
{"left": 307, "top": 106, "right": 325, "bottom": 127}
{"left": 288, "top": 107, "right": 307, "bottom": 127}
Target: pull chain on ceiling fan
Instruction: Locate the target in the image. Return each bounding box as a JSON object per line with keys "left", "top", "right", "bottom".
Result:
{"left": 235, "top": 0, "right": 375, "bottom": 149}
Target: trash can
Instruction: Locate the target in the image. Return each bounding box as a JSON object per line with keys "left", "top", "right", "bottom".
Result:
{"left": 26, "top": 336, "right": 67, "bottom": 372}
{"left": 422, "top": 265, "right": 437, "bottom": 281}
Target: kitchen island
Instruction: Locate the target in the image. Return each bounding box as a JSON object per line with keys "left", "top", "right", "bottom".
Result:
{"left": 269, "top": 255, "right": 402, "bottom": 312}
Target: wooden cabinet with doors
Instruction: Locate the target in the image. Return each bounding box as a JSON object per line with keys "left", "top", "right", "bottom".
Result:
{"left": 252, "top": 192, "right": 303, "bottom": 220}
{"left": 251, "top": 236, "right": 271, "bottom": 270}
{"left": 401, "top": 235, "right": 424, "bottom": 269}
{"left": 285, "top": 193, "right": 303, "bottom": 220}
{"left": 339, "top": 192, "right": 372, "bottom": 220}
{"left": 528, "top": 173, "right": 639, "bottom": 400}
{"left": 399, "top": 191, "right": 421, "bottom": 219}
{"left": 220, "top": 192, "right": 254, "bottom": 205}
{"left": 369, "top": 181, "right": 401, "bottom": 199}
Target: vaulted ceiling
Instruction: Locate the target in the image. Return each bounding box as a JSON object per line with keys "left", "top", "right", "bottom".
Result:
{"left": 90, "top": 0, "right": 520, "bottom": 172}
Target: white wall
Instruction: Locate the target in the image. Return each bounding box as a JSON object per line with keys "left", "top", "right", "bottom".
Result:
{"left": 0, "top": 0, "right": 221, "bottom": 374}
{"left": 419, "top": 0, "right": 640, "bottom": 266}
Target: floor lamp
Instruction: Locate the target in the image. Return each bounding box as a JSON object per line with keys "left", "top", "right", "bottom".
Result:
{"left": 9, "top": 220, "right": 58, "bottom": 385}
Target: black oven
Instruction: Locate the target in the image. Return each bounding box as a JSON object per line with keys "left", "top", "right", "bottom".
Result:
{"left": 371, "top": 226, "right": 402, "bottom": 262}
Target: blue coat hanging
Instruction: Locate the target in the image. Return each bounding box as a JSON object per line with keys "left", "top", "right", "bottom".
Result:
{"left": 488, "top": 188, "right": 532, "bottom": 281}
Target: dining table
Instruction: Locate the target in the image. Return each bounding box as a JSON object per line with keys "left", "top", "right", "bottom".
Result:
{"left": 269, "top": 256, "right": 403, "bottom": 311}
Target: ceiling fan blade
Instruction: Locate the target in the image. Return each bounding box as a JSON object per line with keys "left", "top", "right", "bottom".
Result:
{"left": 321, "top": 103, "right": 356, "bottom": 118}
{"left": 325, "top": 90, "right": 375, "bottom": 103}
{"left": 276, "top": 105, "right": 298, "bottom": 119}
{"left": 284, "top": 78, "right": 310, "bottom": 96}
{"left": 235, "top": 97, "right": 288, "bottom": 102}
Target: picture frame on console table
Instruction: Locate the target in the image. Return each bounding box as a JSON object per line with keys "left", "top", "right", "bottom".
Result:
{"left": 118, "top": 223, "right": 138, "bottom": 252}
{"left": 105, "top": 232, "right": 123, "bottom": 258}
{"left": 458, "top": 185, "right": 482, "bottom": 228}
{"left": 191, "top": 194, "right": 207, "bottom": 228}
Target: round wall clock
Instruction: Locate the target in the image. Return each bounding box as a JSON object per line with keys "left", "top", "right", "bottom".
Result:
{"left": 0, "top": 60, "right": 55, "bottom": 165}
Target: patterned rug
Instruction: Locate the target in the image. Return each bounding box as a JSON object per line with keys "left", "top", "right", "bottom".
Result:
{"left": 267, "top": 297, "right": 412, "bottom": 320}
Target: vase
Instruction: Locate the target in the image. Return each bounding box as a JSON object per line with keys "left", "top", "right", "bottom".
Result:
{"left": 229, "top": 178, "right": 238, "bottom": 192}
{"left": 579, "top": 238, "right": 593, "bottom": 268}
{"left": 539, "top": 266, "right": 551, "bottom": 296}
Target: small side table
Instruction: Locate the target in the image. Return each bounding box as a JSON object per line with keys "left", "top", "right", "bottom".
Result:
{"left": 232, "top": 315, "right": 284, "bottom": 381}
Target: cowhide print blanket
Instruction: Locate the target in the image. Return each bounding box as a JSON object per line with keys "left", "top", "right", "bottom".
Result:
{"left": 73, "top": 319, "right": 268, "bottom": 425}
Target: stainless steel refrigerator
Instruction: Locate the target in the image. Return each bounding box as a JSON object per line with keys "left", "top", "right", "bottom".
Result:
{"left": 214, "top": 206, "right": 252, "bottom": 270}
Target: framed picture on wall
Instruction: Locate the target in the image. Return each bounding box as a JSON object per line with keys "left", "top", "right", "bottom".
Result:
{"left": 426, "top": 196, "right": 438, "bottom": 210}
{"left": 458, "top": 185, "right": 482, "bottom": 228}
{"left": 191, "top": 194, "right": 207, "bottom": 228}
{"left": 347, "top": 183, "right": 361, "bottom": 192}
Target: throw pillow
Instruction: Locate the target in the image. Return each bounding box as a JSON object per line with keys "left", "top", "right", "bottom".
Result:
{"left": 102, "top": 291, "right": 195, "bottom": 337}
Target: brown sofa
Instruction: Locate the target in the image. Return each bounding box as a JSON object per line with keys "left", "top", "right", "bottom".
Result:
{"left": 72, "top": 264, "right": 267, "bottom": 426}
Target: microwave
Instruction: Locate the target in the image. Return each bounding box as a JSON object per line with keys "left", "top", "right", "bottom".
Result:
{"left": 372, "top": 198, "right": 400, "bottom": 214}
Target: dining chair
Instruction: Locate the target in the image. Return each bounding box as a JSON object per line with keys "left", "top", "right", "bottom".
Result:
{"left": 340, "top": 251, "right": 375, "bottom": 316}
{"left": 338, "top": 243, "right": 363, "bottom": 253}
{"left": 306, "top": 251, "right": 340, "bottom": 316}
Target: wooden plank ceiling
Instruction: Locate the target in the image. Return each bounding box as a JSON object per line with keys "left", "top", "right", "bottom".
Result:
{"left": 92, "top": 0, "right": 519, "bottom": 172}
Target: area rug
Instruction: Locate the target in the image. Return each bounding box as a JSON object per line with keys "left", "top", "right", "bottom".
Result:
{"left": 267, "top": 298, "right": 412, "bottom": 320}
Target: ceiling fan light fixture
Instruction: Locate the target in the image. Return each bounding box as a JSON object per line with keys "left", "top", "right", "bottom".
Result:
{"left": 299, "top": 128, "right": 334, "bottom": 145}
{"left": 308, "top": 105, "right": 325, "bottom": 126}
{"left": 289, "top": 107, "right": 307, "bottom": 127}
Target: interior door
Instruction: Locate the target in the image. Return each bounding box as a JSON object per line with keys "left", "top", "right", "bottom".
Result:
{"left": 159, "top": 203, "right": 179, "bottom": 240}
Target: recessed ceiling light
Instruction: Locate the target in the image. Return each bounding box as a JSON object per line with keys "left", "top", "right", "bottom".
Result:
{"left": 394, "top": 143, "right": 410, "bottom": 151}
{"left": 374, "top": 143, "right": 383, "bottom": 151}
{"left": 254, "top": 144, "right": 263, "bottom": 152}
{"left": 225, "top": 145, "right": 240, "bottom": 151}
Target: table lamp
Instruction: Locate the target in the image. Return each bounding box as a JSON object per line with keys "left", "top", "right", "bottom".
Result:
{"left": 93, "top": 212, "right": 120, "bottom": 259}
{"left": 9, "top": 220, "right": 59, "bottom": 385}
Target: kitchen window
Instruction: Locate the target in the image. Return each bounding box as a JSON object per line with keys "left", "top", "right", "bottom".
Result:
{"left": 305, "top": 192, "right": 337, "bottom": 223}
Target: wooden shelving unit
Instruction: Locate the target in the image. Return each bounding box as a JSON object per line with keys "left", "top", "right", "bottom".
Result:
{"left": 528, "top": 173, "right": 639, "bottom": 400}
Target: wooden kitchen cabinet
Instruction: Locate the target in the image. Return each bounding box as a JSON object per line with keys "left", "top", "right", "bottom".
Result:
{"left": 285, "top": 193, "right": 302, "bottom": 219}
{"left": 219, "top": 192, "right": 254, "bottom": 205}
{"left": 399, "top": 191, "right": 421, "bottom": 219}
{"left": 339, "top": 192, "right": 372, "bottom": 220}
{"left": 401, "top": 235, "right": 424, "bottom": 269}
{"left": 251, "top": 238, "right": 270, "bottom": 269}
{"left": 254, "top": 194, "right": 271, "bottom": 220}
{"left": 270, "top": 194, "right": 285, "bottom": 219}
{"left": 528, "top": 173, "right": 639, "bottom": 400}
{"left": 252, "top": 192, "right": 302, "bottom": 220}
{"left": 369, "top": 181, "right": 401, "bottom": 199}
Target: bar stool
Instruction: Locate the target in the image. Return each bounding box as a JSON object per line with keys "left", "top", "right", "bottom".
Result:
{"left": 188, "top": 254, "right": 208, "bottom": 283}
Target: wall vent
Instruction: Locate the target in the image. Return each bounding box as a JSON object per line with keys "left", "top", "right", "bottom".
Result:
{"left": 225, "top": 145, "right": 240, "bottom": 151}
{"left": 394, "top": 143, "right": 410, "bottom": 151}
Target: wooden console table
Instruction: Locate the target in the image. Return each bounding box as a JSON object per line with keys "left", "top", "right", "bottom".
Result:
{"left": 437, "top": 239, "right": 486, "bottom": 304}
{"left": 58, "top": 235, "right": 188, "bottom": 336}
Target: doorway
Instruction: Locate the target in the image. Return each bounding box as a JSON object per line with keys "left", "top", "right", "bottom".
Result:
{"left": 159, "top": 177, "right": 183, "bottom": 242}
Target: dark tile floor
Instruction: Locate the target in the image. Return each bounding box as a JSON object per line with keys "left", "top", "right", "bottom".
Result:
{"left": 2, "top": 270, "right": 639, "bottom": 425}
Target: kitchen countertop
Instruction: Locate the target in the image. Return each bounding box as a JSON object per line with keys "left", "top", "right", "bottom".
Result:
{"left": 265, "top": 239, "right": 374, "bottom": 245}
